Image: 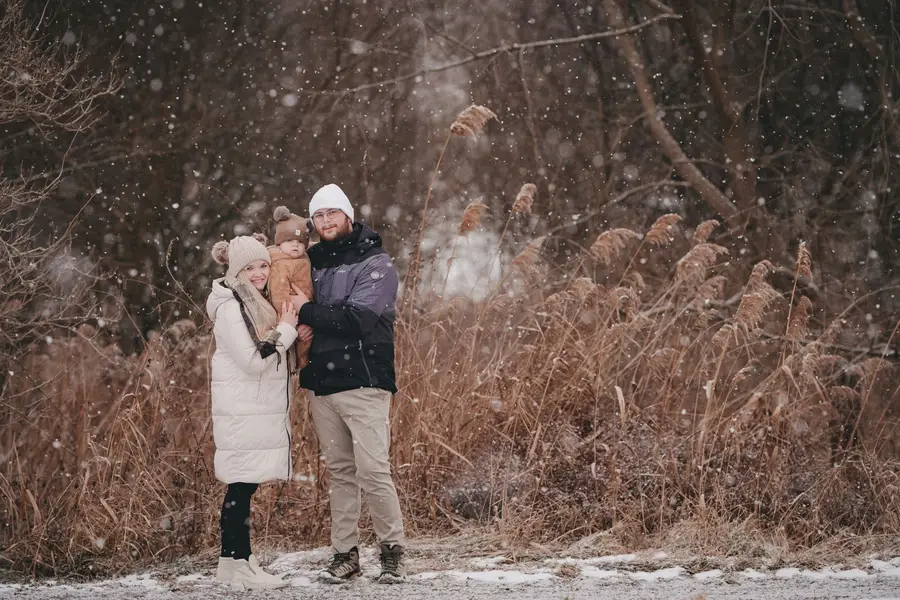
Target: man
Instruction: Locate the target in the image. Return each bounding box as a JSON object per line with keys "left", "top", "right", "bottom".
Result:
{"left": 289, "top": 183, "right": 406, "bottom": 584}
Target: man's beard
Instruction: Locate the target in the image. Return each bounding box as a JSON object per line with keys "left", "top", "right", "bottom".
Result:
{"left": 319, "top": 218, "right": 353, "bottom": 241}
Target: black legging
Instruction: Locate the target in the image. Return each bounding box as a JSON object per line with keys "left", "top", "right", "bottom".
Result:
{"left": 220, "top": 482, "right": 259, "bottom": 560}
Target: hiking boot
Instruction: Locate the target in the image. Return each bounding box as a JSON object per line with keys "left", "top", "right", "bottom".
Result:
{"left": 230, "top": 558, "right": 288, "bottom": 590}
{"left": 376, "top": 544, "right": 406, "bottom": 583}
{"left": 318, "top": 547, "right": 361, "bottom": 584}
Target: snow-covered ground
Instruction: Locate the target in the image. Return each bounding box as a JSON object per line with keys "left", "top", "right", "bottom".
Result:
{"left": 3, "top": 548, "right": 899, "bottom": 599}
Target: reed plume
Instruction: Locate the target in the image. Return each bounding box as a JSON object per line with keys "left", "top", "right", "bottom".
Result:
{"left": 589, "top": 228, "right": 641, "bottom": 265}
{"left": 695, "top": 275, "right": 726, "bottom": 307}
{"left": 797, "top": 241, "right": 812, "bottom": 279}
{"left": 645, "top": 213, "right": 682, "bottom": 246}
{"left": 458, "top": 202, "right": 488, "bottom": 235}
{"left": 692, "top": 219, "right": 719, "bottom": 246}
{"left": 512, "top": 236, "right": 546, "bottom": 270}
{"left": 786, "top": 296, "right": 813, "bottom": 342}
{"left": 675, "top": 243, "right": 729, "bottom": 287}
{"left": 451, "top": 104, "right": 498, "bottom": 137}
{"left": 512, "top": 183, "right": 537, "bottom": 215}
{"left": 735, "top": 261, "right": 780, "bottom": 332}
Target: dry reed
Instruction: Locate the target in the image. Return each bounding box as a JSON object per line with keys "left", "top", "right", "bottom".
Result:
{"left": 3, "top": 219, "right": 899, "bottom": 579}
{"left": 692, "top": 219, "right": 719, "bottom": 245}
{"left": 511, "top": 236, "right": 546, "bottom": 270}
{"left": 786, "top": 296, "right": 813, "bottom": 342}
{"left": 512, "top": 183, "right": 537, "bottom": 215}
{"left": 450, "top": 105, "right": 498, "bottom": 137}
{"left": 459, "top": 202, "right": 489, "bottom": 235}
{"left": 645, "top": 213, "right": 682, "bottom": 246}
{"left": 797, "top": 241, "right": 812, "bottom": 279}
{"left": 589, "top": 228, "right": 642, "bottom": 265}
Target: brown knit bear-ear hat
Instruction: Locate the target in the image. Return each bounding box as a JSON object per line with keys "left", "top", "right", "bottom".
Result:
{"left": 273, "top": 206, "right": 309, "bottom": 246}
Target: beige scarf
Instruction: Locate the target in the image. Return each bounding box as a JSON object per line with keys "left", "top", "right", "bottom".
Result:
{"left": 225, "top": 271, "right": 278, "bottom": 340}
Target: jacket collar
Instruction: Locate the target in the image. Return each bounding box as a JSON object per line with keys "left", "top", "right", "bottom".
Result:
{"left": 308, "top": 222, "right": 384, "bottom": 268}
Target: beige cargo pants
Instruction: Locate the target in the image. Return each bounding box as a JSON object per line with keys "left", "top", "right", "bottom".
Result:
{"left": 310, "top": 387, "right": 405, "bottom": 552}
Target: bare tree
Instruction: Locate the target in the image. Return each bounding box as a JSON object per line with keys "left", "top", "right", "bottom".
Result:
{"left": 0, "top": 0, "right": 119, "bottom": 383}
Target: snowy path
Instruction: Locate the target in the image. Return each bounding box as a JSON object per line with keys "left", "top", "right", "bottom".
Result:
{"left": 4, "top": 548, "right": 900, "bottom": 599}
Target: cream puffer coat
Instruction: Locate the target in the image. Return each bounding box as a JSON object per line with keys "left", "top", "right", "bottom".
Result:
{"left": 206, "top": 279, "right": 299, "bottom": 484}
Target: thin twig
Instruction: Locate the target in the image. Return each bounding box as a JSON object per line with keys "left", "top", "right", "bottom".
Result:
{"left": 297, "top": 14, "right": 680, "bottom": 95}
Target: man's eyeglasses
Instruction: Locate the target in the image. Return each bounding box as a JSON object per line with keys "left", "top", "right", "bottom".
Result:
{"left": 312, "top": 209, "right": 344, "bottom": 223}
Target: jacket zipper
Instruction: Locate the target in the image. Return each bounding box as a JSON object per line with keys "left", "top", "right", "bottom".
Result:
{"left": 285, "top": 363, "right": 292, "bottom": 479}
{"left": 359, "top": 340, "right": 374, "bottom": 386}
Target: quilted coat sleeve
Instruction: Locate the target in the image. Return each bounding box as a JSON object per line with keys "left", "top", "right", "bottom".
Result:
{"left": 216, "top": 300, "right": 299, "bottom": 375}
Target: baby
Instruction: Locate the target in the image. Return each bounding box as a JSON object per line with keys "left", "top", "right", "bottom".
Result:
{"left": 268, "top": 206, "right": 314, "bottom": 370}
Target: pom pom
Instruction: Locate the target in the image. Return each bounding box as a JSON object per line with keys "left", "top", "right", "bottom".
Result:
{"left": 211, "top": 241, "right": 229, "bottom": 265}
{"left": 273, "top": 205, "right": 292, "bottom": 222}
{"left": 251, "top": 232, "right": 268, "bottom": 245}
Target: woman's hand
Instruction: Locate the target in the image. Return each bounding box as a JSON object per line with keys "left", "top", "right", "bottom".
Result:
{"left": 280, "top": 301, "right": 299, "bottom": 328}
{"left": 297, "top": 324, "right": 313, "bottom": 342}
{"left": 289, "top": 283, "right": 310, "bottom": 311}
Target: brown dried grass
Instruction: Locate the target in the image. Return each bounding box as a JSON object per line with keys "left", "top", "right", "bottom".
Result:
{"left": 3, "top": 226, "right": 899, "bottom": 578}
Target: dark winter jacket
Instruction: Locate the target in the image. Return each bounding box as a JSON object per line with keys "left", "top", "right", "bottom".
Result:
{"left": 298, "top": 222, "right": 398, "bottom": 396}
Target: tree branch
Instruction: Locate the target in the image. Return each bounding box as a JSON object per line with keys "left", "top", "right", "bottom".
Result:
{"left": 600, "top": 0, "right": 739, "bottom": 223}
{"left": 298, "top": 13, "right": 681, "bottom": 95}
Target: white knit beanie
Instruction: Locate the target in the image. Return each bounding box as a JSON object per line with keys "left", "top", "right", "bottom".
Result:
{"left": 211, "top": 234, "right": 271, "bottom": 278}
{"left": 309, "top": 183, "right": 354, "bottom": 222}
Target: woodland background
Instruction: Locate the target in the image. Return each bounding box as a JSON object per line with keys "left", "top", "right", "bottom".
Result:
{"left": 2, "top": 0, "right": 899, "bottom": 576}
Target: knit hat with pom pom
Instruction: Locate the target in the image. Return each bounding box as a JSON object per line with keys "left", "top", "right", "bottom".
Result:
{"left": 211, "top": 233, "right": 271, "bottom": 279}
{"left": 273, "top": 206, "right": 309, "bottom": 246}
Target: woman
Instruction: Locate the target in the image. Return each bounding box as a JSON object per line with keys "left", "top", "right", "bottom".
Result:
{"left": 207, "top": 233, "right": 297, "bottom": 590}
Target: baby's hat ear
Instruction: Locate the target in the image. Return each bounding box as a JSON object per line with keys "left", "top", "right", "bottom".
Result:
{"left": 211, "top": 241, "right": 229, "bottom": 265}
{"left": 252, "top": 232, "right": 268, "bottom": 246}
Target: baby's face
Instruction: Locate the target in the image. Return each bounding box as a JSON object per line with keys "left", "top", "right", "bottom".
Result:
{"left": 279, "top": 239, "right": 306, "bottom": 259}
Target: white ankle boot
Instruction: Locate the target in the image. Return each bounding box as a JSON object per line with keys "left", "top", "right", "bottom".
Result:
{"left": 216, "top": 557, "right": 235, "bottom": 583}
{"left": 231, "top": 558, "right": 288, "bottom": 590}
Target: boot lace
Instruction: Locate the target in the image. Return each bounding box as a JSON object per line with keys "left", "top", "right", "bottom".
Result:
{"left": 381, "top": 548, "right": 401, "bottom": 574}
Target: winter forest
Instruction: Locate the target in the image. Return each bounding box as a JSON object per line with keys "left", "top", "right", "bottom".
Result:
{"left": 2, "top": 0, "right": 900, "bottom": 583}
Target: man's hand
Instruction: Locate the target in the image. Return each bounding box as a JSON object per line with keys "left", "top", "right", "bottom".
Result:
{"left": 290, "top": 283, "right": 310, "bottom": 311}
{"left": 297, "top": 324, "right": 313, "bottom": 342}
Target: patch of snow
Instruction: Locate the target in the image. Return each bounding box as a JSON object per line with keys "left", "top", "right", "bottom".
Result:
{"left": 470, "top": 556, "right": 509, "bottom": 568}
{"left": 694, "top": 569, "right": 724, "bottom": 580}
{"left": 448, "top": 570, "right": 555, "bottom": 584}
{"left": 584, "top": 553, "right": 638, "bottom": 565}
{"left": 830, "top": 568, "right": 870, "bottom": 579}
{"left": 741, "top": 568, "right": 768, "bottom": 579}
{"left": 776, "top": 567, "right": 801, "bottom": 579}
{"left": 580, "top": 566, "right": 619, "bottom": 579}
{"left": 175, "top": 573, "right": 208, "bottom": 582}
{"left": 629, "top": 567, "right": 685, "bottom": 581}
{"left": 115, "top": 573, "right": 163, "bottom": 590}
